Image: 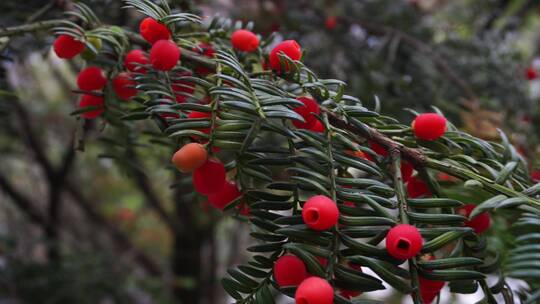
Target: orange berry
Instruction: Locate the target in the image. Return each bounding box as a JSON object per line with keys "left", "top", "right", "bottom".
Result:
{"left": 171, "top": 143, "right": 208, "bottom": 173}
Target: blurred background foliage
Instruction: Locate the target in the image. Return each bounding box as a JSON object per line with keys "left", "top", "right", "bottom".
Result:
{"left": 0, "top": 0, "right": 540, "bottom": 303}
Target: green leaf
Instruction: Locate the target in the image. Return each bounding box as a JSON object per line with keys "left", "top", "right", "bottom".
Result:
{"left": 407, "top": 212, "right": 466, "bottom": 225}
{"left": 334, "top": 264, "right": 385, "bottom": 291}
{"left": 407, "top": 198, "right": 464, "bottom": 208}
{"left": 221, "top": 278, "right": 245, "bottom": 298}
{"left": 283, "top": 243, "right": 325, "bottom": 277}
{"left": 418, "top": 257, "right": 483, "bottom": 270}
{"left": 422, "top": 230, "right": 472, "bottom": 253}
{"left": 419, "top": 269, "right": 485, "bottom": 281}
{"left": 348, "top": 256, "right": 411, "bottom": 293}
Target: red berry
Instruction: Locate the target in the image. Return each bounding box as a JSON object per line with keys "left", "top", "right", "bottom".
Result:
{"left": 401, "top": 161, "right": 414, "bottom": 182}
{"left": 207, "top": 180, "right": 241, "bottom": 210}
{"left": 419, "top": 275, "right": 445, "bottom": 294}
{"left": 53, "top": 35, "right": 85, "bottom": 59}
{"left": 339, "top": 289, "right": 360, "bottom": 299}
{"left": 302, "top": 195, "right": 339, "bottom": 231}
{"left": 420, "top": 289, "right": 439, "bottom": 304}
{"left": 124, "top": 50, "right": 149, "bottom": 73}
{"left": 192, "top": 158, "right": 226, "bottom": 195}
{"left": 325, "top": 16, "right": 337, "bottom": 30}
{"left": 295, "top": 277, "right": 334, "bottom": 304}
{"left": 196, "top": 43, "right": 216, "bottom": 57}
{"left": 412, "top": 113, "right": 447, "bottom": 141}
{"left": 78, "top": 94, "right": 104, "bottom": 119}
{"left": 407, "top": 176, "right": 431, "bottom": 198}
{"left": 273, "top": 255, "right": 308, "bottom": 287}
{"left": 292, "top": 97, "right": 320, "bottom": 129}
{"left": 172, "top": 72, "right": 195, "bottom": 103}
{"left": 531, "top": 170, "right": 540, "bottom": 182}
{"left": 311, "top": 120, "right": 324, "bottom": 133}
{"left": 231, "top": 29, "right": 259, "bottom": 52}
{"left": 150, "top": 40, "right": 180, "bottom": 71}
{"left": 139, "top": 17, "right": 171, "bottom": 44}
{"left": 458, "top": 204, "right": 491, "bottom": 234}
{"left": 526, "top": 67, "right": 538, "bottom": 80}
{"left": 77, "top": 67, "right": 107, "bottom": 91}
{"left": 237, "top": 203, "right": 250, "bottom": 216}
{"left": 188, "top": 111, "right": 212, "bottom": 134}
{"left": 171, "top": 143, "right": 208, "bottom": 173}
{"left": 364, "top": 141, "right": 387, "bottom": 161}
{"left": 112, "top": 72, "right": 137, "bottom": 101}
{"left": 385, "top": 224, "right": 423, "bottom": 260}
{"left": 194, "top": 43, "right": 216, "bottom": 75}
{"left": 269, "top": 40, "right": 302, "bottom": 71}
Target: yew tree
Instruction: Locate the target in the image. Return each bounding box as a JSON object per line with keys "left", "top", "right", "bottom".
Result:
{"left": 4, "top": 0, "right": 540, "bottom": 303}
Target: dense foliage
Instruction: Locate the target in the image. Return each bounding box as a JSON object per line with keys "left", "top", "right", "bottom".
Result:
{"left": 1, "top": 0, "right": 540, "bottom": 303}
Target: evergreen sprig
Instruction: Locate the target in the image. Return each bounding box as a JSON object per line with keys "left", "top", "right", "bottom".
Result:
{"left": 4, "top": 0, "right": 536, "bottom": 302}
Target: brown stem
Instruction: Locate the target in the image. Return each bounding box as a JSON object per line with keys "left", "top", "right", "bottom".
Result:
{"left": 0, "top": 20, "right": 61, "bottom": 37}
{"left": 325, "top": 110, "right": 427, "bottom": 167}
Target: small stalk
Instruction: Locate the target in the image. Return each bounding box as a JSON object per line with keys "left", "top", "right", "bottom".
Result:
{"left": 390, "top": 150, "right": 422, "bottom": 304}
{"left": 322, "top": 113, "right": 340, "bottom": 282}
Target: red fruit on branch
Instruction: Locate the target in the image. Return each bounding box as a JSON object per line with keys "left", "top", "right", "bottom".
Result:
{"left": 172, "top": 72, "right": 195, "bottom": 103}
{"left": 421, "top": 289, "right": 439, "bottom": 304}
{"left": 302, "top": 195, "right": 339, "bottom": 231}
{"left": 401, "top": 161, "right": 414, "bottom": 182}
{"left": 237, "top": 203, "right": 250, "bottom": 216}
{"left": 294, "top": 277, "right": 334, "bottom": 304}
{"left": 531, "top": 170, "right": 540, "bottom": 182}
{"left": 171, "top": 143, "right": 208, "bottom": 173}
{"left": 407, "top": 176, "right": 431, "bottom": 198}
{"left": 207, "top": 180, "right": 241, "bottom": 210}
{"left": 195, "top": 43, "right": 216, "bottom": 58}
{"left": 149, "top": 40, "right": 180, "bottom": 71}
{"left": 78, "top": 94, "right": 104, "bottom": 119}
{"left": 311, "top": 120, "right": 324, "bottom": 133}
{"left": 124, "top": 50, "right": 149, "bottom": 73}
{"left": 231, "top": 29, "right": 259, "bottom": 52}
{"left": 292, "top": 96, "right": 320, "bottom": 129}
{"left": 269, "top": 40, "right": 302, "bottom": 71}
{"left": 77, "top": 67, "right": 107, "bottom": 91}
{"left": 193, "top": 43, "right": 216, "bottom": 75}
{"left": 526, "top": 67, "right": 538, "bottom": 80}
{"left": 139, "top": 17, "right": 171, "bottom": 44}
{"left": 112, "top": 72, "right": 137, "bottom": 101}
{"left": 273, "top": 255, "right": 308, "bottom": 287}
{"left": 187, "top": 111, "right": 212, "bottom": 134}
{"left": 53, "top": 35, "right": 85, "bottom": 59}
{"left": 325, "top": 16, "right": 337, "bottom": 30}
{"left": 458, "top": 204, "right": 491, "bottom": 234}
{"left": 412, "top": 113, "right": 447, "bottom": 141}
{"left": 364, "top": 141, "right": 388, "bottom": 162}
{"left": 385, "top": 224, "right": 423, "bottom": 260}
{"left": 192, "top": 158, "right": 226, "bottom": 195}
{"left": 419, "top": 275, "right": 445, "bottom": 294}
{"left": 345, "top": 149, "right": 368, "bottom": 160}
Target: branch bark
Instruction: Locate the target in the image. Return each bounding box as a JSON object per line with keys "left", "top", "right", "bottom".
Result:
{"left": 0, "top": 20, "right": 215, "bottom": 69}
